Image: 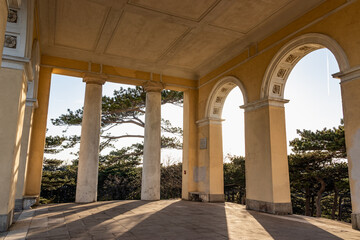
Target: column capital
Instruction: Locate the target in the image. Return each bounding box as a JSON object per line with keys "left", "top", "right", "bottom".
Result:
{"left": 240, "top": 97, "right": 289, "bottom": 112}
{"left": 333, "top": 65, "right": 360, "bottom": 84}
{"left": 142, "top": 81, "right": 165, "bottom": 92}
{"left": 82, "top": 73, "right": 107, "bottom": 85}
{"left": 196, "top": 117, "right": 224, "bottom": 127}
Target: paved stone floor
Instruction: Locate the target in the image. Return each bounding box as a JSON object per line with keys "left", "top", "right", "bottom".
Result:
{"left": 1, "top": 200, "right": 360, "bottom": 240}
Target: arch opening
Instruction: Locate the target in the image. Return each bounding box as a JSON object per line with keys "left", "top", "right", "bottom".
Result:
{"left": 261, "top": 33, "right": 349, "bottom": 100}
{"left": 259, "top": 33, "right": 352, "bottom": 221}
{"left": 203, "top": 76, "right": 247, "bottom": 203}
{"left": 206, "top": 76, "right": 248, "bottom": 120}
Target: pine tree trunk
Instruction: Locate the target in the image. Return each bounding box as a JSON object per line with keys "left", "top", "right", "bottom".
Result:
{"left": 338, "top": 196, "right": 343, "bottom": 221}
{"left": 316, "top": 178, "right": 326, "bottom": 217}
{"left": 311, "top": 195, "right": 315, "bottom": 216}
{"left": 305, "top": 186, "right": 311, "bottom": 216}
{"left": 331, "top": 185, "right": 338, "bottom": 220}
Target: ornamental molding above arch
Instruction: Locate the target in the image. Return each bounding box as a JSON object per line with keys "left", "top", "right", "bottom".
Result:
{"left": 204, "top": 76, "right": 248, "bottom": 121}
{"left": 260, "top": 33, "right": 350, "bottom": 100}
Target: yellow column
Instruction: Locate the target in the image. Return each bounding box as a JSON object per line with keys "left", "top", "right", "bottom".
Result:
{"left": 25, "top": 67, "right": 52, "bottom": 200}
{"left": 0, "top": 0, "right": 8, "bottom": 66}
{"left": 335, "top": 68, "right": 360, "bottom": 230}
{"left": 0, "top": 67, "right": 27, "bottom": 231}
{"left": 182, "top": 89, "right": 198, "bottom": 200}
{"left": 242, "top": 99, "right": 292, "bottom": 214}
{"left": 196, "top": 118, "right": 224, "bottom": 202}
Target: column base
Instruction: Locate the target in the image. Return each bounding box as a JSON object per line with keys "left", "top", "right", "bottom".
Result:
{"left": 246, "top": 199, "right": 292, "bottom": 215}
{"left": 352, "top": 213, "right": 360, "bottom": 230}
{"left": 15, "top": 196, "right": 38, "bottom": 211}
{"left": 188, "top": 192, "right": 224, "bottom": 202}
{"left": 0, "top": 208, "right": 14, "bottom": 232}
{"left": 14, "top": 198, "right": 23, "bottom": 212}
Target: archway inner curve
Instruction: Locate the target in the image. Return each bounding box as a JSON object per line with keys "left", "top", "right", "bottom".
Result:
{"left": 205, "top": 76, "right": 248, "bottom": 120}
{"left": 261, "top": 33, "right": 350, "bottom": 100}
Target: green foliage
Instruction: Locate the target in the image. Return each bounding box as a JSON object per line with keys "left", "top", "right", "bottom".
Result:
{"left": 161, "top": 163, "right": 182, "bottom": 199}
{"left": 223, "top": 155, "right": 246, "bottom": 204}
{"left": 40, "top": 159, "right": 77, "bottom": 203}
{"left": 288, "top": 121, "right": 351, "bottom": 222}
{"left": 44, "top": 135, "right": 80, "bottom": 154}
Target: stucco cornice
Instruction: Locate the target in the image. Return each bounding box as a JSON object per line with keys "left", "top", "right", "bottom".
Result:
{"left": 333, "top": 65, "right": 360, "bottom": 84}
{"left": 240, "top": 98, "right": 289, "bottom": 112}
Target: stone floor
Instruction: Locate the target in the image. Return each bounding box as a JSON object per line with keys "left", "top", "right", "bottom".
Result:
{"left": 1, "top": 200, "right": 359, "bottom": 240}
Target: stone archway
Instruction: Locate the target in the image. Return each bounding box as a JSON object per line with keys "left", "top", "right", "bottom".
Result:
{"left": 252, "top": 33, "right": 354, "bottom": 215}
{"left": 205, "top": 76, "right": 248, "bottom": 120}
{"left": 261, "top": 33, "right": 349, "bottom": 100}
{"left": 194, "top": 76, "right": 247, "bottom": 202}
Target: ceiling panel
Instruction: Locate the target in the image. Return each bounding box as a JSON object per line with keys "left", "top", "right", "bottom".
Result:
{"left": 210, "top": 0, "right": 291, "bottom": 33}
{"left": 105, "top": 11, "right": 189, "bottom": 62}
{"left": 168, "top": 28, "right": 239, "bottom": 69}
{"left": 38, "top": 0, "right": 327, "bottom": 80}
{"left": 54, "top": 0, "right": 108, "bottom": 51}
{"left": 129, "top": 0, "right": 218, "bottom": 21}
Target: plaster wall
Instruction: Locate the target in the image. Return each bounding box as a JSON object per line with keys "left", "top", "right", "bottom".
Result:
{"left": 197, "top": 124, "right": 210, "bottom": 194}
{"left": 341, "top": 78, "right": 360, "bottom": 214}
{"left": 244, "top": 107, "right": 273, "bottom": 202}
{"left": 182, "top": 89, "right": 198, "bottom": 199}
{"left": 15, "top": 105, "right": 34, "bottom": 207}
{"left": 208, "top": 123, "right": 223, "bottom": 196}
{"left": 0, "top": 67, "right": 27, "bottom": 231}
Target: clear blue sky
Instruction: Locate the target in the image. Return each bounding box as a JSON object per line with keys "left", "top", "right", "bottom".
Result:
{"left": 46, "top": 49, "right": 343, "bottom": 163}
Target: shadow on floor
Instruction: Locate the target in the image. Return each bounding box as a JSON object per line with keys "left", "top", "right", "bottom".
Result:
{"left": 6, "top": 200, "right": 359, "bottom": 240}
{"left": 248, "top": 210, "right": 343, "bottom": 240}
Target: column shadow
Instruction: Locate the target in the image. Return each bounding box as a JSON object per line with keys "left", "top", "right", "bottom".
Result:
{"left": 248, "top": 210, "right": 343, "bottom": 240}
{"left": 22, "top": 200, "right": 152, "bottom": 239}
{"left": 122, "top": 200, "right": 229, "bottom": 240}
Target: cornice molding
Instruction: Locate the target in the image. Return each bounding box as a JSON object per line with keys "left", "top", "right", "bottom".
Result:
{"left": 240, "top": 98, "right": 289, "bottom": 112}
{"left": 333, "top": 66, "right": 360, "bottom": 84}
{"left": 82, "top": 73, "right": 107, "bottom": 85}
{"left": 196, "top": 117, "right": 224, "bottom": 127}
{"left": 142, "top": 81, "right": 165, "bottom": 93}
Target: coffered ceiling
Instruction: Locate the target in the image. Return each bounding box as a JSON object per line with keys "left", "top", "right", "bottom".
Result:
{"left": 38, "top": 0, "right": 324, "bottom": 80}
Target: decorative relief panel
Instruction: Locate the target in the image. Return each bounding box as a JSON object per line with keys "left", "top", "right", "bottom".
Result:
{"left": 285, "top": 54, "right": 298, "bottom": 64}
{"left": 7, "top": 9, "right": 18, "bottom": 23}
{"left": 221, "top": 87, "right": 228, "bottom": 93}
{"left": 298, "top": 46, "right": 313, "bottom": 53}
{"left": 4, "top": 35, "right": 17, "bottom": 48}
{"left": 277, "top": 68, "right": 287, "bottom": 78}
{"left": 213, "top": 108, "right": 220, "bottom": 115}
{"left": 272, "top": 84, "right": 282, "bottom": 96}
{"left": 215, "top": 96, "right": 222, "bottom": 103}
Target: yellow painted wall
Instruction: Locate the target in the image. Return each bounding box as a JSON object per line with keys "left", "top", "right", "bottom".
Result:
{"left": 42, "top": 56, "right": 197, "bottom": 91}
{"left": 182, "top": 89, "right": 199, "bottom": 199}
{"left": 244, "top": 107, "right": 273, "bottom": 202}
{"left": 340, "top": 77, "right": 360, "bottom": 214}
{"left": 199, "top": 0, "right": 360, "bottom": 106}
{"left": 208, "top": 123, "right": 223, "bottom": 195}
{"left": 0, "top": 68, "right": 27, "bottom": 215}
